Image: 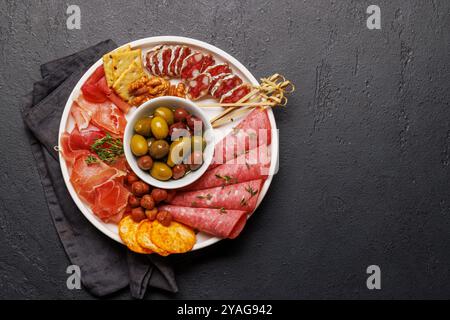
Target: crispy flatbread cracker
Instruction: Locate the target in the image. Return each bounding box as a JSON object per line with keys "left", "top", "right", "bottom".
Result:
{"left": 112, "top": 61, "right": 145, "bottom": 102}
{"left": 112, "top": 49, "right": 142, "bottom": 80}
{"left": 136, "top": 220, "right": 170, "bottom": 256}
{"left": 119, "top": 216, "right": 152, "bottom": 254}
{"left": 150, "top": 221, "right": 196, "bottom": 254}
{"left": 103, "top": 45, "right": 132, "bottom": 87}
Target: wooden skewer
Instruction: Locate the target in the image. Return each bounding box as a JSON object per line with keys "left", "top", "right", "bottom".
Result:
{"left": 209, "top": 88, "right": 260, "bottom": 123}
{"left": 197, "top": 101, "right": 275, "bottom": 108}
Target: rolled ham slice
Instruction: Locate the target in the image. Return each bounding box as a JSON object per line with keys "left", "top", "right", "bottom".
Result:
{"left": 169, "top": 179, "right": 263, "bottom": 212}
{"left": 185, "top": 144, "right": 271, "bottom": 191}
{"left": 210, "top": 108, "right": 271, "bottom": 168}
{"left": 158, "top": 205, "right": 248, "bottom": 239}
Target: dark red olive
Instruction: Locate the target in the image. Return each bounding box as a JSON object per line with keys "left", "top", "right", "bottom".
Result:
{"left": 174, "top": 108, "right": 189, "bottom": 122}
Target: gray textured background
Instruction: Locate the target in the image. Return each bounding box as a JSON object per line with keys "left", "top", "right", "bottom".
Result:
{"left": 1, "top": 0, "right": 450, "bottom": 299}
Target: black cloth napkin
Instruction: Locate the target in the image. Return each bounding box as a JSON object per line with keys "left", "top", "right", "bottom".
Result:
{"left": 21, "top": 40, "right": 178, "bottom": 298}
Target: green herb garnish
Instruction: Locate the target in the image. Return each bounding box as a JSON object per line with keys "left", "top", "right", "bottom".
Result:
{"left": 219, "top": 207, "right": 227, "bottom": 214}
{"left": 90, "top": 133, "right": 124, "bottom": 163}
{"left": 245, "top": 186, "right": 258, "bottom": 198}
{"left": 85, "top": 155, "right": 99, "bottom": 165}
{"left": 240, "top": 197, "right": 248, "bottom": 207}
{"left": 196, "top": 194, "right": 213, "bottom": 200}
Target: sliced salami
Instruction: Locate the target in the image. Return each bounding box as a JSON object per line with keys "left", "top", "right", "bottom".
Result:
{"left": 175, "top": 46, "right": 192, "bottom": 76}
{"left": 169, "top": 179, "right": 263, "bottom": 212}
{"left": 160, "top": 46, "right": 173, "bottom": 77}
{"left": 210, "top": 108, "right": 272, "bottom": 168}
{"left": 145, "top": 45, "right": 162, "bottom": 76}
{"left": 180, "top": 52, "right": 204, "bottom": 80}
{"left": 168, "top": 45, "right": 181, "bottom": 77}
{"left": 220, "top": 83, "right": 252, "bottom": 103}
{"left": 186, "top": 73, "right": 211, "bottom": 100}
{"left": 209, "top": 73, "right": 231, "bottom": 94}
{"left": 200, "top": 53, "right": 215, "bottom": 72}
{"left": 204, "top": 63, "right": 232, "bottom": 77}
{"left": 158, "top": 205, "right": 248, "bottom": 239}
{"left": 184, "top": 145, "right": 271, "bottom": 191}
{"left": 211, "top": 74, "right": 243, "bottom": 99}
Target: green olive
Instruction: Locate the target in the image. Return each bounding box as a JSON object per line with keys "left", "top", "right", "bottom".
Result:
{"left": 154, "top": 107, "right": 174, "bottom": 125}
{"left": 191, "top": 136, "right": 206, "bottom": 152}
{"left": 147, "top": 137, "right": 155, "bottom": 150}
{"left": 151, "top": 116, "right": 169, "bottom": 139}
{"left": 134, "top": 118, "right": 152, "bottom": 136}
{"left": 149, "top": 140, "right": 170, "bottom": 159}
{"left": 131, "top": 134, "right": 148, "bottom": 156}
{"left": 167, "top": 137, "right": 191, "bottom": 167}
{"left": 150, "top": 162, "right": 173, "bottom": 181}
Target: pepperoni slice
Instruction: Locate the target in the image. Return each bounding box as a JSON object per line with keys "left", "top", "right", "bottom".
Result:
{"left": 186, "top": 73, "right": 211, "bottom": 100}
{"left": 180, "top": 52, "right": 204, "bottom": 80}
{"left": 211, "top": 74, "right": 243, "bottom": 99}
{"left": 175, "top": 46, "right": 192, "bottom": 76}
{"left": 220, "top": 84, "right": 252, "bottom": 103}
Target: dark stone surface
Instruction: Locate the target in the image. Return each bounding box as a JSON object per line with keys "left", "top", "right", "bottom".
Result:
{"left": 1, "top": 0, "right": 450, "bottom": 299}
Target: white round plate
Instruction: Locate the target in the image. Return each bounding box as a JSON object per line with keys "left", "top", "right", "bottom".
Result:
{"left": 58, "top": 36, "right": 279, "bottom": 251}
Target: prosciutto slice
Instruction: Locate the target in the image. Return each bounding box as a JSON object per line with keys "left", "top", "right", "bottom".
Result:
{"left": 158, "top": 205, "right": 248, "bottom": 239}
{"left": 69, "top": 125, "right": 105, "bottom": 150}
{"left": 76, "top": 95, "right": 126, "bottom": 137}
{"left": 169, "top": 179, "right": 263, "bottom": 212}
{"left": 210, "top": 108, "right": 272, "bottom": 168}
{"left": 60, "top": 132, "right": 90, "bottom": 166}
{"left": 91, "top": 179, "right": 129, "bottom": 223}
{"left": 185, "top": 145, "right": 270, "bottom": 191}
{"left": 70, "top": 155, "right": 127, "bottom": 205}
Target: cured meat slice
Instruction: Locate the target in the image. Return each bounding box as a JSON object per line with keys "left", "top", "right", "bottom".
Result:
{"left": 220, "top": 84, "right": 252, "bottom": 103}
{"left": 145, "top": 45, "right": 162, "bottom": 76}
{"left": 184, "top": 144, "right": 270, "bottom": 191}
{"left": 60, "top": 132, "right": 90, "bottom": 166}
{"left": 204, "top": 63, "right": 233, "bottom": 93}
{"left": 70, "top": 101, "right": 91, "bottom": 130}
{"left": 180, "top": 52, "right": 204, "bottom": 80}
{"left": 175, "top": 46, "right": 192, "bottom": 76}
{"left": 158, "top": 205, "right": 248, "bottom": 239}
{"left": 186, "top": 73, "right": 211, "bottom": 100}
{"left": 91, "top": 179, "right": 129, "bottom": 222}
{"left": 211, "top": 74, "right": 243, "bottom": 99}
{"left": 204, "top": 63, "right": 232, "bottom": 78}
{"left": 169, "top": 179, "right": 263, "bottom": 212}
{"left": 76, "top": 95, "right": 126, "bottom": 137}
{"left": 69, "top": 125, "right": 105, "bottom": 150}
{"left": 70, "top": 154, "right": 127, "bottom": 205}
{"left": 160, "top": 46, "right": 173, "bottom": 77}
{"left": 209, "top": 73, "right": 231, "bottom": 94}
{"left": 168, "top": 45, "right": 181, "bottom": 77}
{"left": 210, "top": 108, "right": 272, "bottom": 168}
{"left": 200, "top": 54, "right": 215, "bottom": 72}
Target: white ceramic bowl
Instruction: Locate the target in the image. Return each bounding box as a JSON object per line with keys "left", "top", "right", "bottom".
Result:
{"left": 123, "top": 96, "right": 214, "bottom": 189}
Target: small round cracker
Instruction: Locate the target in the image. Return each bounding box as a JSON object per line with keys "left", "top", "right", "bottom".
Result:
{"left": 150, "top": 221, "right": 196, "bottom": 254}
{"left": 136, "top": 220, "right": 170, "bottom": 256}
{"left": 118, "top": 216, "right": 152, "bottom": 254}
